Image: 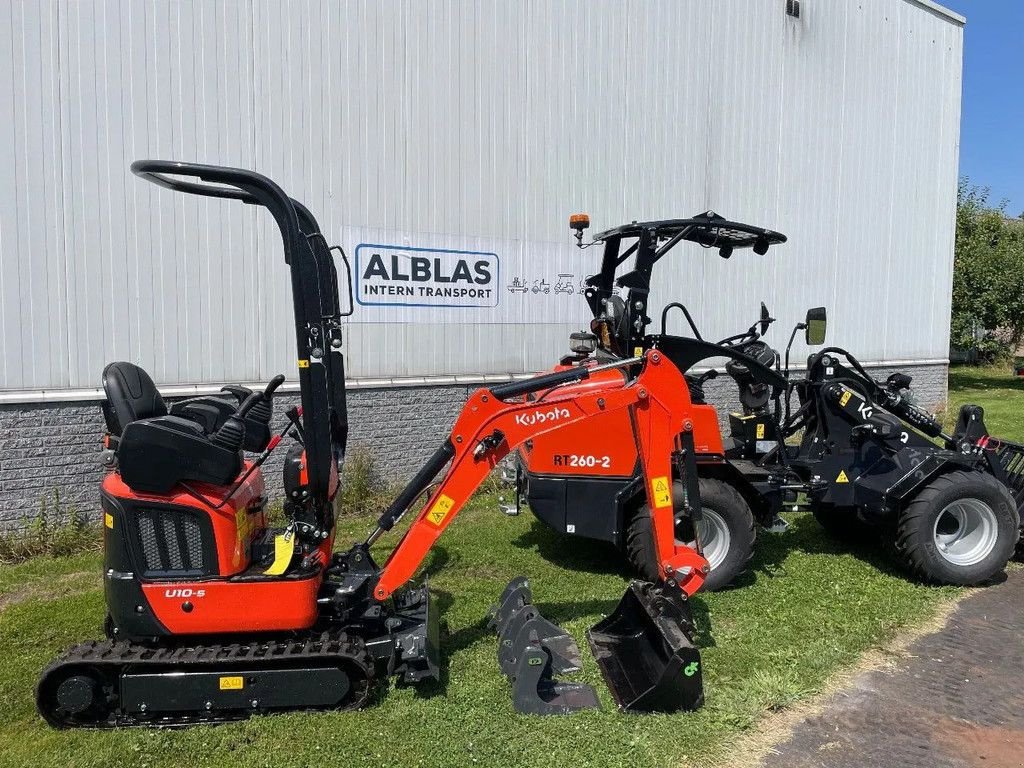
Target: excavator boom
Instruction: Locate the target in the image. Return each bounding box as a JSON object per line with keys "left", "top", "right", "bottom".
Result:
{"left": 369, "top": 350, "right": 709, "bottom": 600}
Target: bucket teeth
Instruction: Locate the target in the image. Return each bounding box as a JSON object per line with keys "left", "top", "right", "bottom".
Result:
{"left": 490, "top": 576, "right": 598, "bottom": 715}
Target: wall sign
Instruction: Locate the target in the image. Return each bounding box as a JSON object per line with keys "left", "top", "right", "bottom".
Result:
{"left": 342, "top": 226, "right": 594, "bottom": 324}
{"left": 355, "top": 245, "right": 499, "bottom": 308}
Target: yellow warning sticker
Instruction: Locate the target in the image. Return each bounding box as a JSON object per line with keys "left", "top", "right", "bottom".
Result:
{"left": 298, "top": 359, "right": 310, "bottom": 369}
{"left": 426, "top": 495, "right": 456, "bottom": 527}
{"left": 104, "top": 512, "right": 114, "bottom": 529}
{"left": 652, "top": 476, "right": 672, "bottom": 508}
{"left": 755, "top": 423, "right": 765, "bottom": 439}
{"left": 839, "top": 391, "right": 852, "bottom": 406}
{"left": 263, "top": 532, "right": 295, "bottom": 576}
{"left": 836, "top": 470, "right": 850, "bottom": 483}
{"left": 219, "top": 676, "right": 244, "bottom": 691}
{"left": 634, "top": 346, "right": 644, "bottom": 358}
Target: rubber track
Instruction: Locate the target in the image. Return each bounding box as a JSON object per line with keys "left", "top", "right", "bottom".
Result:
{"left": 37, "top": 629, "right": 375, "bottom": 728}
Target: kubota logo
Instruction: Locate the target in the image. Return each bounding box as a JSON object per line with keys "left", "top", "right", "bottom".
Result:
{"left": 514, "top": 407, "right": 571, "bottom": 427}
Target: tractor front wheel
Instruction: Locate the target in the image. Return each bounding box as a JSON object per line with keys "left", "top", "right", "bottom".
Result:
{"left": 896, "top": 470, "right": 1019, "bottom": 586}
{"left": 626, "top": 477, "right": 756, "bottom": 591}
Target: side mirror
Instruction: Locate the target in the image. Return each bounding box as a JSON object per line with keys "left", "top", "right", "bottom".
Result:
{"left": 758, "top": 302, "right": 773, "bottom": 335}
{"left": 805, "top": 307, "right": 827, "bottom": 346}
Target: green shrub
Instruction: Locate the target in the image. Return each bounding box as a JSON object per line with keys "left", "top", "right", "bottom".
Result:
{"left": 337, "top": 446, "right": 396, "bottom": 517}
{"left": 951, "top": 181, "right": 1024, "bottom": 363}
{"left": 0, "top": 491, "right": 99, "bottom": 565}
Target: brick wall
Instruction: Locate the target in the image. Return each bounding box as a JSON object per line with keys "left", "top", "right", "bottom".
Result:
{"left": 0, "top": 362, "right": 948, "bottom": 532}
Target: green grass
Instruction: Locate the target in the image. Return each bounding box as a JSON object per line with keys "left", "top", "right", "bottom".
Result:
{"left": 0, "top": 365, "right": 1019, "bottom": 768}
{"left": 947, "top": 365, "right": 1024, "bottom": 442}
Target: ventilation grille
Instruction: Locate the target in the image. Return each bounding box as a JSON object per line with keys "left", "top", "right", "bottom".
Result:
{"left": 135, "top": 508, "right": 208, "bottom": 574}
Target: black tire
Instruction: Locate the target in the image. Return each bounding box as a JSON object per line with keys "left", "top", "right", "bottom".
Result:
{"left": 896, "top": 470, "right": 1019, "bottom": 586}
{"left": 625, "top": 477, "right": 756, "bottom": 591}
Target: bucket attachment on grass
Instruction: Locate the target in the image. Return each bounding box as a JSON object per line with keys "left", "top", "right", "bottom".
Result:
{"left": 587, "top": 580, "right": 704, "bottom": 713}
{"left": 497, "top": 604, "right": 583, "bottom": 676}
{"left": 509, "top": 643, "right": 601, "bottom": 716}
{"left": 490, "top": 576, "right": 599, "bottom": 715}
{"left": 487, "top": 576, "right": 533, "bottom": 631}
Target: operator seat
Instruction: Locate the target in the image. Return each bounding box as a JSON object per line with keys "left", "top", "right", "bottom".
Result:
{"left": 101, "top": 361, "right": 272, "bottom": 453}
{"left": 101, "top": 362, "right": 168, "bottom": 436}
{"left": 101, "top": 362, "right": 246, "bottom": 494}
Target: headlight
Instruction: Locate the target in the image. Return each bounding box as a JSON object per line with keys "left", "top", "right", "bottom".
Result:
{"left": 569, "top": 332, "right": 598, "bottom": 355}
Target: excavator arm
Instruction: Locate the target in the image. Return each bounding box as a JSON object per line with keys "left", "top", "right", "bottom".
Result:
{"left": 369, "top": 350, "right": 709, "bottom": 601}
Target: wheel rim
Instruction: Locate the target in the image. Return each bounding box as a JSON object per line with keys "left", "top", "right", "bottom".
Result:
{"left": 677, "top": 509, "right": 731, "bottom": 571}
{"left": 932, "top": 498, "right": 999, "bottom": 567}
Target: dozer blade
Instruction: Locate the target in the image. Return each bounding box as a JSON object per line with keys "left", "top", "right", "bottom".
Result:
{"left": 389, "top": 582, "right": 440, "bottom": 685}
{"left": 497, "top": 605, "right": 583, "bottom": 676}
{"left": 510, "top": 645, "right": 600, "bottom": 716}
{"left": 587, "top": 581, "right": 704, "bottom": 713}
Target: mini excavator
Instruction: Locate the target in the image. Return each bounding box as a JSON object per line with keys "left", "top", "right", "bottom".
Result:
{"left": 37, "top": 162, "right": 710, "bottom": 726}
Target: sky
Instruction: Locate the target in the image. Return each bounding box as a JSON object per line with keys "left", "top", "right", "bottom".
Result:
{"left": 940, "top": 1, "right": 1024, "bottom": 216}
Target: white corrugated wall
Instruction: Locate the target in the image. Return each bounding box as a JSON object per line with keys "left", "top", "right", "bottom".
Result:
{"left": 0, "top": 0, "right": 963, "bottom": 393}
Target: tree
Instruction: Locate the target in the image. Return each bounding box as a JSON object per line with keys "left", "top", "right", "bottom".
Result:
{"left": 951, "top": 180, "right": 1024, "bottom": 362}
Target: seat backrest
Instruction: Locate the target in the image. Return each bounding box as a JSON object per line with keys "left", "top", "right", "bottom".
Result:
{"left": 102, "top": 362, "right": 167, "bottom": 436}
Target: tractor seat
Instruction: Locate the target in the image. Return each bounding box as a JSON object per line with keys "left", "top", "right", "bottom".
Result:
{"left": 101, "top": 362, "right": 243, "bottom": 494}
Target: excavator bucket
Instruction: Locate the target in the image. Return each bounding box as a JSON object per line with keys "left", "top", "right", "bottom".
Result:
{"left": 490, "top": 577, "right": 598, "bottom": 715}
{"left": 587, "top": 581, "right": 704, "bottom": 713}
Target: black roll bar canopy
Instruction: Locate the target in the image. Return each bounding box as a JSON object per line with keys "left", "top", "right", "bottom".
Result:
{"left": 583, "top": 211, "right": 787, "bottom": 353}
{"left": 131, "top": 160, "right": 349, "bottom": 511}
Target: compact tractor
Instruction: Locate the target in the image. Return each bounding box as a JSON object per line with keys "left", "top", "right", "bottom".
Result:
{"left": 37, "top": 161, "right": 715, "bottom": 727}
{"left": 512, "top": 214, "right": 796, "bottom": 590}
{"left": 514, "top": 213, "right": 1022, "bottom": 588}
{"left": 724, "top": 334, "right": 1024, "bottom": 585}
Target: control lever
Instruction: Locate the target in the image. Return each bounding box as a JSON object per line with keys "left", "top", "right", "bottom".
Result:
{"left": 209, "top": 402, "right": 305, "bottom": 510}
{"left": 212, "top": 375, "right": 287, "bottom": 451}
{"left": 220, "top": 384, "right": 253, "bottom": 404}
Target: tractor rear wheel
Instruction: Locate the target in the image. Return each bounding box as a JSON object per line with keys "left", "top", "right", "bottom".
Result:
{"left": 626, "top": 477, "right": 755, "bottom": 591}
{"left": 896, "top": 470, "right": 1019, "bottom": 586}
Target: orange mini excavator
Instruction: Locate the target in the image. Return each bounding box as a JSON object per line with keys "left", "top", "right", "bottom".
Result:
{"left": 37, "top": 162, "right": 710, "bottom": 727}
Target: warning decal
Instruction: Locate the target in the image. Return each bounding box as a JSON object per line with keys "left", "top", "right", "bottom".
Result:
{"left": 652, "top": 476, "right": 673, "bottom": 508}
{"left": 836, "top": 470, "right": 850, "bottom": 483}
{"left": 426, "top": 495, "right": 456, "bottom": 527}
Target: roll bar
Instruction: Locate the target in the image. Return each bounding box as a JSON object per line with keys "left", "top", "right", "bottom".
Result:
{"left": 583, "top": 212, "right": 787, "bottom": 354}
{"left": 131, "top": 160, "right": 350, "bottom": 516}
